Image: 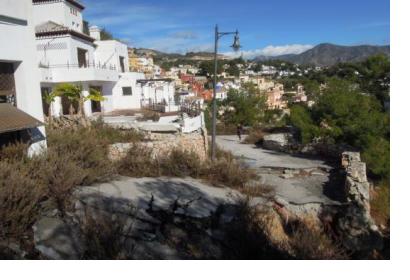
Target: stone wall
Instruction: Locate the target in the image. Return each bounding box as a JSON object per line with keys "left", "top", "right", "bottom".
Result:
{"left": 336, "top": 152, "right": 383, "bottom": 254}
{"left": 109, "top": 130, "right": 208, "bottom": 162}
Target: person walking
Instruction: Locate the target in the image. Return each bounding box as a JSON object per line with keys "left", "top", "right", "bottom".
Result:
{"left": 237, "top": 123, "right": 243, "bottom": 141}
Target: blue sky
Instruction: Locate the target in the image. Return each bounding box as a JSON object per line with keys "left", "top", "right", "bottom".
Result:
{"left": 81, "top": 0, "right": 390, "bottom": 58}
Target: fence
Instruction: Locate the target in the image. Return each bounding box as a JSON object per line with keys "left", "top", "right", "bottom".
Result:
{"left": 39, "top": 61, "right": 117, "bottom": 71}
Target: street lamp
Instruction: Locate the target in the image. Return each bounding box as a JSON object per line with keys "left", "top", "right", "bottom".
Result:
{"left": 211, "top": 25, "right": 241, "bottom": 161}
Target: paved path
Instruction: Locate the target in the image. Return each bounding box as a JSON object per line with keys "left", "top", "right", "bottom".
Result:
{"left": 216, "top": 135, "right": 341, "bottom": 206}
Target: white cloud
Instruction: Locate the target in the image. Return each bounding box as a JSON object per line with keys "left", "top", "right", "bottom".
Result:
{"left": 224, "top": 44, "right": 314, "bottom": 59}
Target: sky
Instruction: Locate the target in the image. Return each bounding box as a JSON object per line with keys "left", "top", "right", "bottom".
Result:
{"left": 81, "top": 0, "right": 390, "bottom": 58}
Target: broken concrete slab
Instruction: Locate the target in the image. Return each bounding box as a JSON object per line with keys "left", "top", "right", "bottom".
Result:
{"left": 77, "top": 176, "right": 241, "bottom": 219}
{"left": 138, "top": 124, "right": 180, "bottom": 133}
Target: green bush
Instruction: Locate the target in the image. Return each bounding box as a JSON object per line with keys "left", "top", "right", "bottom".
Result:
{"left": 288, "top": 78, "right": 390, "bottom": 179}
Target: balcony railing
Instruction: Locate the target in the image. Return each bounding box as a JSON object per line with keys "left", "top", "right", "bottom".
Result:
{"left": 39, "top": 61, "right": 117, "bottom": 71}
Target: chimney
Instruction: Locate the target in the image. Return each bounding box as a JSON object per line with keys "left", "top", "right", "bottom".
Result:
{"left": 89, "top": 25, "right": 101, "bottom": 41}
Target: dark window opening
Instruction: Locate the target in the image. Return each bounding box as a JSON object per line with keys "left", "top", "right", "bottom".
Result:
{"left": 77, "top": 48, "right": 88, "bottom": 68}
{"left": 119, "top": 56, "right": 125, "bottom": 73}
{"left": 61, "top": 95, "right": 79, "bottom": 115}
{"left": 41, "top": 87, "right": 51, "bottom": 116}
{"left": 0, "top": 62, "right": 16, "bottom": 106}
{"left": 122, "top": 87, "right": 132, "bottom": 96}
{"left": 0, "top": 129, "right": 31, "bottom": 149}
{"left": 90, "top": 86, "right": 102, "bottom": 113}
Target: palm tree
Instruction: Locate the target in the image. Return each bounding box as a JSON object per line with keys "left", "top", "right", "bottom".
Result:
{"left": 52, "top": 83, "right": 82, "bottom": 116}
{"left": 85, "top": 87, "right": 106, "bottom": 105}
{"left": 43, "top": 91, "right": 59, "bottom": 122}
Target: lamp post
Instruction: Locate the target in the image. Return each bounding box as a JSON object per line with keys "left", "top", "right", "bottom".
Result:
{"left": 211, "top": 25, "right": 241, "bottom": 161}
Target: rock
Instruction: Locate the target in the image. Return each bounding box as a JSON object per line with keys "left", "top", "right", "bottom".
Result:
{"left": 336, "top": 151, "right": 384, "bottom": 254}
{"left": 33, "top": 217, "right": 84, "bottom": 260}
{"left": 263, "top": 133, "right": 290, "bottom": 151}
{"left": 280, "top": 173, "right": 293, "bottom": 179}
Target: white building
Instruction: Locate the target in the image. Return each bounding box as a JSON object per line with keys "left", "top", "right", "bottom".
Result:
{"left": 139, "top": 79, "right": 177, "bottom": 111}
{"left": 0, "top": 0, "right": 46, "bottom": 154}
{"left": 32, "top": 0, "right": 173, "bottom": 116}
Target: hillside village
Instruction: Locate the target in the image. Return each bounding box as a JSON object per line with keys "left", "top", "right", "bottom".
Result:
{"left": 0, "top": 0, "right": 390, "bottom": 261}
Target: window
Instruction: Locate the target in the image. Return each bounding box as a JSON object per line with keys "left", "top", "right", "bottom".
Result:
{"left": 119, "top": 56, "right": 125, "bottom": 73}
{"left": 70, "top": 7, "right": 78, "bottom": 16}
{"left": 77, "top": 48, "right": 88, "bottom": 68}
{"left": 0, "top": 62, "right": 16, "bottom": 106}
{"left": 122, "top": 87, "right": 132, "bottom": 96}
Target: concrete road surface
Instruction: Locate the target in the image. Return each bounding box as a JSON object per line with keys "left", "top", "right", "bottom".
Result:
{"left": 216, "top": 135, "right": 342, "bottom": 206}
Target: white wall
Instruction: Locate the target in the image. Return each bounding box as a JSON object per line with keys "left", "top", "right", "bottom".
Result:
{"left": 94, "top": 40, "right": 129, "bottom": 72}
{"left": 37, "top": 35, "right": 95, "bottom": 65}
{"left": 111, "top": 72, "right": 145, "bottom": 111}
{"left": 33, "top": 1, "right": 83, "bottom": 32}
{"left": 140, "top": 81, "right": 175, "bottom": 105}
{"left": 0, "top": 0, "right": 46, "bottom": 152}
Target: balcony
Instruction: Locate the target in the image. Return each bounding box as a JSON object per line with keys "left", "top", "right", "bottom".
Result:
{"left": 39, "top": 62, "right": 120, "bottom": 83}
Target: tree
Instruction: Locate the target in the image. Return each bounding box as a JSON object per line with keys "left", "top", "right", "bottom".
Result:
{"left": 43, "top": 91, "right": 60, "bottom": 122}
{"left": 85, "top": 87, "right": 106, "bottom": 104}
{"left": 220, "top": 86, "right": 267, "bottom": 126}
{"left": 226, "top": 61, "right": 240, "bottom": 77}
{"left": 52, "top": 83, "right": 82, "bottom": 116}
{"left": 100, "top": 28, "right": 114, "bottom": 40}
{"left": 251, "top": 63, "right": 262, "bottom": 73}
{"left": 288, "top": 78, "right": 390, "bottom": 179}
{"left": 198, "top": 61, "right": 222, "bottom": 77}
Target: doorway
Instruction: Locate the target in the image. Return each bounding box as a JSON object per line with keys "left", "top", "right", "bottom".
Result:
{"left": 41, "top": 87, "right": 52, "bottom": 116}
{"left": 90, "top": 86, "right": 102, "bottom": 113}
{"left": 77, "top": 48, "right": 88, "bottom": 68}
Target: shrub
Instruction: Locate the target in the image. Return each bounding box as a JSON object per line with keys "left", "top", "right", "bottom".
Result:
{"left": 140, "top": 110, "right": 160, "bottom": 122}
{"left": 0, "top": 142, "right": 29, "bottom": 161}
{"left": 116, "top": 144, "right": 158, "bottom": 177}
{"left": 0, "top": 159, "right": 45, "bottom": 239}
{"left": 243, "top": 129, "right": 265, "bottom": 145}
{"left": 79, "top": 208, "right": 135, "bottom": 260}
{"left": 90, "top": 119, "right": 143, "bottom": 144}
{"left": 204, "top": 156, "right": 257, "bottom": 189}
{"left": 287, "top": 218, "right": 347, "bottom": 260}
{"left": 47, "top": 126, "right": 116, "bottom": 185}
{"left": 223, "top": 200, "right": 289, "bottom": 259}
{"left": 370, "top": 181, "right": 390, "bottom": 228}
{"left": 37, "top": 150, "right": 87, "bottom": 215}
{"left": 117, "top": 144, "right": 256, "bottom": 190}
{"left": 159, "top": 149, "right": 202, "bottom": 178}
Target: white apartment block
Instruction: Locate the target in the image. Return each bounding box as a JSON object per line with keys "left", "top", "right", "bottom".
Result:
{"left": 0, "top": 0, "right": 46, "bottom": 154}
{"left": 32, "top": 0, "right": 175, "bottom": 116}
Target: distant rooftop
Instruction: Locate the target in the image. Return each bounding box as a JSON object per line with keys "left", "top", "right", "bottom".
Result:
{"left": 32, "top": 0, "right": 85, "bottom": 10}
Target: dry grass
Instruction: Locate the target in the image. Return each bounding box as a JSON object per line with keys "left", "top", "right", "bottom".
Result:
{"left": 286, "top": 216, "right": 347, "bottom": 260}
{"left": 117, "top": 144, "right": 257, "bottom": 190}
{"left": 79, "top": 208, "right": 134, "bottom": 260}
{"left": 139, "top": 110, "right": 160, "bottom": 122}
{"left": 370, "top": 181, "right": 390, "bottom": 228}
{"left": 239, "top": 184, "right": 273, "bottom": 198}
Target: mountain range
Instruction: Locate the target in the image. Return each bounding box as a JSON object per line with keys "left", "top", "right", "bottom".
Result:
{"left": 254, "top": 43, "right": 390, "bottom": 66}
{"left": 133, "top": 43, "right": 390, "bottom": 66}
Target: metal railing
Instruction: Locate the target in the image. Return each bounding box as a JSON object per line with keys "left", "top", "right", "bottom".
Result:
{"left": 39, "top": 61, "right": 117, "bottom": 71}
{"left": 181, "top": 102, "right": 202, "bottom": 117}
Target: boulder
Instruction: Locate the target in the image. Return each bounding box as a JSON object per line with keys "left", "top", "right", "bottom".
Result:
{"left": 263, "top": 133, "right": 291, "bottom": 151}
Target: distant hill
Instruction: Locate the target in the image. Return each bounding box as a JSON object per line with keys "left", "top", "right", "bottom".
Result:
{"left": 254, "top": 43, "right": 390, "bottom": 66}
{"left": 133, "top": 48, "right": 227, "bottom": 61}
